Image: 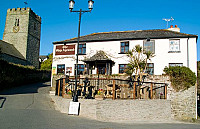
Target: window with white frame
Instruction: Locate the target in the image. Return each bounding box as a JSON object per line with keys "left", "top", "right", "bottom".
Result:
{"left": 169, "top": 63, "right": 183, "bottom": 67}
{"left": 143, "top": 40, "right": 155, "bottom": 53}
{"left": 169, "top": 40, "right": 180, "bottom": 52}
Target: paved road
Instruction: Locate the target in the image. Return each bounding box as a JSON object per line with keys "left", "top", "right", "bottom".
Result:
{"left": 0, "top": 82, "right": 200, "bottom": 129}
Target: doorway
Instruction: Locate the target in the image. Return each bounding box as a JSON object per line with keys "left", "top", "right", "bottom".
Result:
{"left": 97, "top": 64, "right": 106, "bottom": 74}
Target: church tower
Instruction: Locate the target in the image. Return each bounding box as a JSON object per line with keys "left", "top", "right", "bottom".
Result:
{"left": 3, "top": 8, "right": 41, "bottom": 68}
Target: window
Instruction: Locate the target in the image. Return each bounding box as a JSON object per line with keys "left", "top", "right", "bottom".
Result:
{"left": 169, "top": 40, "right": 180, "bottom": 52}
{"left": 78, "top": 43, "right": 86, "bottom": 54}
{"left": 120, "top": 42, "right": 129, "bottom": 53}
{"left": 169, "top": 63, "right": 183, "bottom": 67}
{"left": 15, "top": 18, "right": 19, "bottom": 26}
{"left": 143, "top": 40, "right": 155, "bottom": 53}
{"left": 76, "top": 64, "right": 85, "bottom": 75}
{"left": 119, "top": 64, "right": 127, "bottom": 73}
{"left": 57, "top": 64, "right": 65, "bottom": 74}
{"left": 34, "top": 22, "right": 36, "bottom": 30}
{"left": 146, "top": 63, "right": 154, "bottom": 75}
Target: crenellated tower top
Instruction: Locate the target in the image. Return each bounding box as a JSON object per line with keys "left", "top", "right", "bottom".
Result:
{"left": 7, "top": 7, "right": 41, "bottom": 22}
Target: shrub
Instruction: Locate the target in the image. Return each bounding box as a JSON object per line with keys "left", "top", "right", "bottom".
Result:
{"left": 40, "top": 53, "right": 53, "bottom": 70}
{"left": 0, "top": 59, "right": 51, "bottom": 91}
{"left": 163, "top": 66, "right": 196, "bottom": 91}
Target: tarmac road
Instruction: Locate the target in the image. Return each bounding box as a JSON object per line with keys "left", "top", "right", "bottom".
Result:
{"left": 0, "top": 82, "right": 200, "bottom": 129}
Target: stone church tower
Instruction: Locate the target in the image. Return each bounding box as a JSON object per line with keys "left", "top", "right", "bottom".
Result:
{"left": 3, "top": 8, "right": 41, "bottom": 68}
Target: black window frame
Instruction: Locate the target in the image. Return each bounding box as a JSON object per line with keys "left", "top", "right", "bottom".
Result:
{"left": 119, "top": 64, "right": 127, "bottom": 74}
{"left": 78, "top": 43, "right": 86, "bottom": 55}
{"left": 57, "top": 64, "right": 65, "bottom": 74}
{"left": 75, "top": 64, "right": 85, "bottom": 75}
{"left": 146, "top": 63, "right": 154, "bottom": 75}
{"left": 120, "top": 41, "right": 129, "bottom": 53}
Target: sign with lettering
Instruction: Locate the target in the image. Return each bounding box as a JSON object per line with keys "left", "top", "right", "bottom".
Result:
{"left": 66, "top": 67, "right": 72, "bottom": 73}
{"left": 68, "top": 102, "right": 80, "bottom": 115}
{"left": 55, "top": 45, "right": 75, "bottom": 55}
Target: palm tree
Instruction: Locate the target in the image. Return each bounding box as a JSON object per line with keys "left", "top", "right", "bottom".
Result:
{"left": 126, "top": 45, "right": 154, "bottom": 99}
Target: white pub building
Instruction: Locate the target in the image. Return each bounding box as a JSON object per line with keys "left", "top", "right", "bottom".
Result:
{"left": 52, "top": 25, "right": 198, "bottom": 76}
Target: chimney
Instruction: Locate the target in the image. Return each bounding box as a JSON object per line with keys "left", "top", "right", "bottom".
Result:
{"left": 167, "top": 25, "right": 180, "bottom": 32}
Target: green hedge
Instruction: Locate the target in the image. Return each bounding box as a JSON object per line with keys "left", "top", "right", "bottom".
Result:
{"left": 0, "top": 59, "right": 51, "bottom": 91}
{"left": 164, "top": 66, "right": 196, "bottom": 91}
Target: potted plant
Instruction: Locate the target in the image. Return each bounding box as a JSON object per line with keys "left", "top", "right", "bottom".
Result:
{"left": 63, "top": 89, "right": 72, "bottom": 99}
{"left": 95, "top": 89, "right": 104, "bottom": 100}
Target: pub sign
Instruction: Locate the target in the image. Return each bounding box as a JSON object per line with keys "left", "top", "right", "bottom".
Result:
{"left": 55, "top": 45, "right": 75, "bottom": 55}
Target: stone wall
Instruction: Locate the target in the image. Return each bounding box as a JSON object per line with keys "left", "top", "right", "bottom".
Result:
{"left": 95, "top": 99, "right": 171, "bottom": 122}
{"left": 50, "top": 95, "right": 171, "bottom": 122}
{"left": 169, "top": 86, "right": 196, "bottom": 120}
{"left": 1, "top": 53, "right": 29, "bottom": 66}
{"left": 145, "top": 75, "right": 197, "bottom": 120}
{"left": 3, "top": 8, "right": 41, "bottom": 68}
{"left": 51, "top": 75, "right": 197, "bottom": 121}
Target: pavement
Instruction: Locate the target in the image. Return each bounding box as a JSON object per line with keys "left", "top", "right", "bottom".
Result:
{"left": 0, "top": 82, "right": 200, "bottom": 129}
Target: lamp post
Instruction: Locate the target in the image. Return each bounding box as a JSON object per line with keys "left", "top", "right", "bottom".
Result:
{"left": 69, "top": 0, "right": 94, "bottom": 102}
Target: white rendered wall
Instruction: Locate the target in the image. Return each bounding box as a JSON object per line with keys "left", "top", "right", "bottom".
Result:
{"left": 52, "top": 37, "right": 197, "bottom": 75}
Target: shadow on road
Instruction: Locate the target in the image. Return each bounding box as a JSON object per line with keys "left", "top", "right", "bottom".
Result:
{"left": 0, "top": 82, "right": 51, "bottom": 95}
{"left": 0, "top": 97, "right": 6, "bottom": 108}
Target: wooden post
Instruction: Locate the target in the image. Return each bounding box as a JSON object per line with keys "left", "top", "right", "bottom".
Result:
{"left": 58, "top": 79, "right": 61, "bottom": 96}
{"left": 133, "top": 82, "right": 136, "bottom": 99}
{"left": 165, "top": 84, "right": 167, "bottom": 99}
{"left": 150, "top": 83, "right": 153, "bottom": 99}
{"left": 112, "top": 80, "right": 116, "bottom": 100}
{"left": 62, "top": 78, "right": 66, "bottom": 98}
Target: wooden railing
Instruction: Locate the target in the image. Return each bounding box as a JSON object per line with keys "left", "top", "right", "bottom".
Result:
{"left": 55, "top": 77, "right": 168, "bottom": 100}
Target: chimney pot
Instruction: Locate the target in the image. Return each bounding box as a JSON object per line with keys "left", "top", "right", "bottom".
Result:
{"left": 175, "top": 25, "right": 178, "bottom": 28}
{"left": 170, "top": 25, "right": 173, "bottom": 28}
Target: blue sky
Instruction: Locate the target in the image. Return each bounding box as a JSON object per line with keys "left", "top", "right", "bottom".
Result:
{"left": 0, "top": 0, "right": 200, "bottom": 60}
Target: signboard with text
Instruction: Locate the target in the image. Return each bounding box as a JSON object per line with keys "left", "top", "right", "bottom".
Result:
{"left": 68, "top": 102, "right": 80, "bottom": 115}
{"left": 55, "top": 45, "right": 75, "bottom": 55}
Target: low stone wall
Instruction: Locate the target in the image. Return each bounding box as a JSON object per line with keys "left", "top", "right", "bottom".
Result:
{"left": 145, "top": 75, "right": 197, "bottom": 120}
{"left": 51, "top": 75, "right": 197, "bottom": 121}
{"left": 0, "top": 59, "right": 51, "bottom": 90}
{"left": 50, "top": 95, "right": 172, "bottom": 122}
{"left": 95, "top": 99, "right": 171, "bottom": 122}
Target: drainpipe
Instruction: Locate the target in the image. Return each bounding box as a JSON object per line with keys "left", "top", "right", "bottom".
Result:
{"left": 187, "top": 37, "right": 189, "bottom": 68}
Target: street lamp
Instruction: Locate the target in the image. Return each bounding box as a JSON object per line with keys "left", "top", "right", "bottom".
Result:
{"left": 69, "top": 0, "right": 94, "bottom": 102}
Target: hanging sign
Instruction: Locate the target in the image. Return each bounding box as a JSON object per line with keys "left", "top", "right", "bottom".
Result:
{"left": 55, "top": 45, "right": 75, "bottom": 55}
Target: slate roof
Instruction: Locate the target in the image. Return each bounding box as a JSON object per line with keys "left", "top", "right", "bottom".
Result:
{"left": 53, "top": 29, "right": 198, "bottom": 44}
{"left": 83, "top": 50, "right": 111, "bottom": 62}
{"left": 0, "top": 40, "right": 25, "bottom": 60}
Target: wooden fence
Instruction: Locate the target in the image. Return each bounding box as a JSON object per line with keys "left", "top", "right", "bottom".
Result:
{"left": 55, "top": 77, "right": 168, "bottom": 100}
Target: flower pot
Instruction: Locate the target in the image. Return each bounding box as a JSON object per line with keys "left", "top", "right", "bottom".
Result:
{"left": 63, "top": 94, "right": 72, "bottom": 99}
{"left": 95, "top": 94, "right": 104, "bottom": 100}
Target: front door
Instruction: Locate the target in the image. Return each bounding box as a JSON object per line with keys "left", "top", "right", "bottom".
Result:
{"left": 97, "top": 64, "right": 106, "bottom": 74}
